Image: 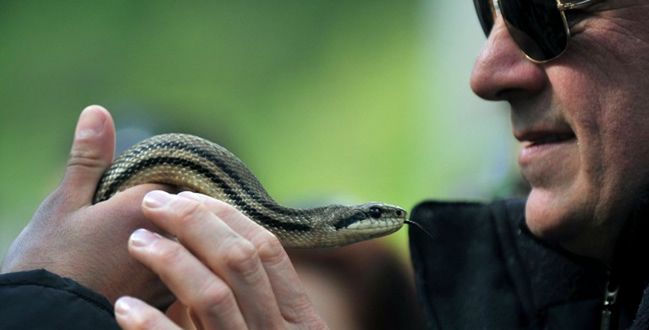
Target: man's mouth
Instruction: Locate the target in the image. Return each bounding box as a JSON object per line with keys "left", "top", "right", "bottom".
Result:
{"left": 520, "top": 132, "right": 576, "bottom": 148}
{"left": 516, "top": 130, "right": 577, "bottom": 167}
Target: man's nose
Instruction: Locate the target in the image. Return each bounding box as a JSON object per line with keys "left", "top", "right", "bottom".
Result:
{"left": 470, "top": 17, "right": 546, "bottom": 101}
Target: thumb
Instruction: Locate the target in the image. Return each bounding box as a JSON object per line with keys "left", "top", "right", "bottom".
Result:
{"left": 60, "top": 105, "right": 116, "bottom": 208}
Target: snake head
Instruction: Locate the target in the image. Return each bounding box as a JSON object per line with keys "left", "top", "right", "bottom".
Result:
{"left": 314, "top": 203, "right": 406, "bottom": 247}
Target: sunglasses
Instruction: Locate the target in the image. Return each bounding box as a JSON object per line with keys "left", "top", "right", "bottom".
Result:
{"left": 473, "top": 0, "right": 599, "bottom": 63}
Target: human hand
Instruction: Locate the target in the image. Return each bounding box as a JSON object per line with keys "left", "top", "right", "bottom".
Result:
{"left": 113, "top": 191, "right": 327, "bottom": 329}
{"left": 1, "top": 106, "right": 173, "bottom": 307}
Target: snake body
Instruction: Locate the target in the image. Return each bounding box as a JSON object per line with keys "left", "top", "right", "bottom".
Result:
{"left": 93, "top": 133, "right": 406, "bottom": 248}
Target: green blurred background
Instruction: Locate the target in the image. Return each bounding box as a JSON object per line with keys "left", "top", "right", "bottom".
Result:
{"left": 0, "top": 1, "right": 517, "bottom": 259}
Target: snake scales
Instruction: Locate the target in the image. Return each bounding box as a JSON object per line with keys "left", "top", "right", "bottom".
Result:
{"left": 93, "top": 133, "right": 406, "bottom": 248}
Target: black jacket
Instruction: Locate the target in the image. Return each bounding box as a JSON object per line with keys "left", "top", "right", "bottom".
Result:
{"left": 409, "top": 199, "right": 649, "bottom": 329}
{"left": 0, "top": 269, "right": 119, "bottom": 329}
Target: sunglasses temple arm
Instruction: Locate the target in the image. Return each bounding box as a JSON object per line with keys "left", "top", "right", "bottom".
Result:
{"left": 557, "top": 0, "right": 598, "bottom": 11}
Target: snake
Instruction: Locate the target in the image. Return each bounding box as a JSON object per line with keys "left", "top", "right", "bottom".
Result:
{"left": 93, "top": 133, "right": 406, "bottom": 248}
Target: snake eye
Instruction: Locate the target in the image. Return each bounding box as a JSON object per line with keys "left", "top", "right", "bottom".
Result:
{"left": 368, "top": 206, "right": 382, "bottom": 219}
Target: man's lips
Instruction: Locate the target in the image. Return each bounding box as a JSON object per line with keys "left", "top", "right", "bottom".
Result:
{"left": 518, "top": 132, "right": 576, "bottom": 148}
{"left": 516, "top": 131, "right": 577, "bottom": 166}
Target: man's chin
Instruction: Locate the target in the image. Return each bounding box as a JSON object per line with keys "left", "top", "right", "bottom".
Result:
{"left": 524, "top": 190, "right": 588, "bottom": 243}
{"left": 524, "top": 188, "right": 620, "bottom": 261}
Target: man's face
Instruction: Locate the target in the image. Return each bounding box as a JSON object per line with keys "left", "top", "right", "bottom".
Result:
{"left": 470, "top": 1, "right": 649, "bottom": 256}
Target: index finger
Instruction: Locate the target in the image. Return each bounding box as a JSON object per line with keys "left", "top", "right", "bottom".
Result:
{"left": 179, "top": 192, "right": 321, "bottom": 324}
{"left": 141, "top": 191, "right": 286, "bottom": 328}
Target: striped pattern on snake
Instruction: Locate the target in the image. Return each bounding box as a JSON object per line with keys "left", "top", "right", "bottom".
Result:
{"left": 93, "top": 133, "right": 406, "bottom": 248}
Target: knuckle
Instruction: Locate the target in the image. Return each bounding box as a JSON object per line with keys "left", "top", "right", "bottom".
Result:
{"left": 210, "top": 199, "right": 239, "bottom": 219}
{"left": 253, "top": 231, "right": 286, "bottom": 265}
{"left": 283, "top": 296, "right": 323, "bottom": 326}
{"left": 68, "top": 147, "right": 105, "bottom": 169}
{"left": 153, "top": 240, "right": 184, "bottom": 264}
{"left": 173, "top": 199, "right": 207, "bottom": 225}
{"left": 195, "top": 279, "right": 234, "bottom": 312}
{"left": 222, "top": 239, "right": 259, "bottom": 275}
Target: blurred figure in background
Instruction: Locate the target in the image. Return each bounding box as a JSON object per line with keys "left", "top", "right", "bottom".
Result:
{"left": 289, "top": 241, "right": 423, "bottom": 330}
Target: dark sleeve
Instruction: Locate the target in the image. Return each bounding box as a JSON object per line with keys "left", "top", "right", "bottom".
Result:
{"left": 0, "top": 269, "right": 119, "bottom": 330}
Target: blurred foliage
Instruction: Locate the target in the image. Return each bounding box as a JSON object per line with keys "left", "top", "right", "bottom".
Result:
{"left": 0, "top": 1, "right": 516, "bottom": 259}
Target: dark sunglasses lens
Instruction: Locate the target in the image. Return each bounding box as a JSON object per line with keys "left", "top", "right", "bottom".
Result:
{"left": 499, "top": 0, "right": 568, "bottom": 61}
{"left": 473, "top": 0, "right": 494, "bottom": 37}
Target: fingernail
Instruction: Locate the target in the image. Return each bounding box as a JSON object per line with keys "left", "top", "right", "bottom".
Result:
{"left": 115, "top": 296, "right": 148, "bottom": 319}
{"left": 143, "top": 190, "right": 171, "bottom": 208}
{"left": 114, "top": 296, "right": 134, "bottom": 316}
{"left": 179, "top": 191, "right": 201, "bottom": 200}
{"left": 130, "top": 228, "right": 158, "bottom": 247}
{"left": 75, "top": 106, "right": 107, "bottom": 140}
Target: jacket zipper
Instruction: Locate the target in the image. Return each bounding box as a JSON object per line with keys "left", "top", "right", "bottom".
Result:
{"left": 601, "top": 277, "right": 620, "bottom": 330}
